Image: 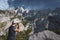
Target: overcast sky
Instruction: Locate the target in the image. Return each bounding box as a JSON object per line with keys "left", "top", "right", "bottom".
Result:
{"left": 0, "top": 0, "right": 60, "bottom": 10}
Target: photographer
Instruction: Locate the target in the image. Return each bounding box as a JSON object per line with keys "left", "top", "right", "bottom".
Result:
{"left": 6, "top": 18, "right": 20, "bottom": 40}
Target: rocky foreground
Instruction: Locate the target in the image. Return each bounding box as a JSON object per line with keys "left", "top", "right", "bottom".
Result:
{"left": 29, "top": 30, "right": 60, "bottom": 40}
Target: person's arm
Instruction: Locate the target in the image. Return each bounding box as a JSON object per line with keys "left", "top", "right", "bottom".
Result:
{"left": 15, "top": 28, "right": 20, "bottom": 32}
{"left": 15, "top": 23, "right": 20, "bottom": 32}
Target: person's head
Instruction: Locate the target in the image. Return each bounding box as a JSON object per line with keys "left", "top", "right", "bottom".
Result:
{"left": 12, "top": 18, "right": 20, "bottom": 27}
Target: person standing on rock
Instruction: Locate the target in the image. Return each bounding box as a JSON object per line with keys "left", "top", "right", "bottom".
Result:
{"left": 6, "top": 18, "right": 20, "bottom": 40}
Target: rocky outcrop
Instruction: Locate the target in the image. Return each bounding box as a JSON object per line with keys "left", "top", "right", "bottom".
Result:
{"left": 29, "top": 30, "right": 60, "bottom": 40}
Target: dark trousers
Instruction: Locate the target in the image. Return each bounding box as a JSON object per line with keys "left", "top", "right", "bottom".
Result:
{"left": 6, "top": 37, "right": 15, "bottom": 40}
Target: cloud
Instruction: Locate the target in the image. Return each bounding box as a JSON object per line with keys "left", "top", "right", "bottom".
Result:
{"left": 0, "top": 0, "right": 9, "bottom": 10}
{"left": 0, "top": 0, "right": 60, "bottom": 10}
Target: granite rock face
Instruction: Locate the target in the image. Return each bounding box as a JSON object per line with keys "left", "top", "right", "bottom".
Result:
{"left": 29, "top": 30, "right": 60, "bottom": 40}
